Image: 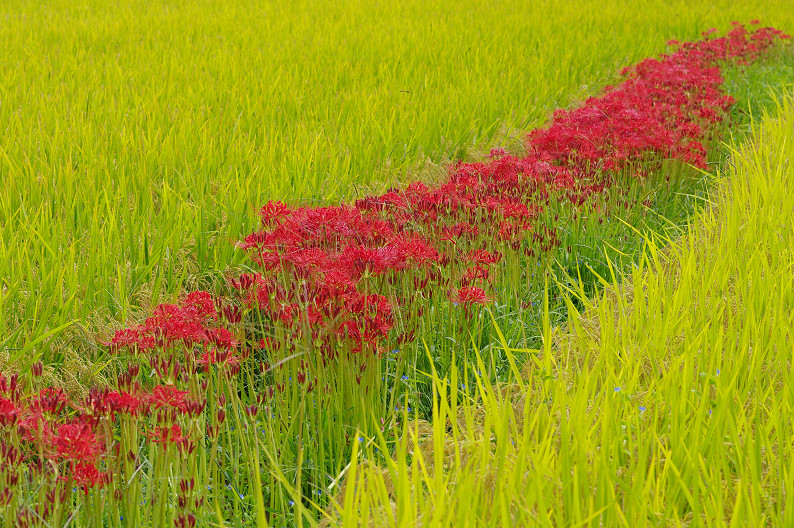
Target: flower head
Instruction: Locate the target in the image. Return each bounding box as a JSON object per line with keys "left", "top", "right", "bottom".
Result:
{"left": 451, "top": 287, "right": 493, "bottom": 307}
{"left": 69, "top": 461, "right": 110, "bottom": 495}
{"left": 148, "top": 424, "right": 187, "bottom": 446}
{"left": 55, "top": 423, "right": 103, "bottom": 463}
{"left": 149, "top": 385, "right": 189, "bottom": 412}
{"left": 0, "top": 398, "right": 20, "bottom": 427}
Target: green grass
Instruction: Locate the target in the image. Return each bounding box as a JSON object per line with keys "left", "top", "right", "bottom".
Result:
{"left": 2, "top": 0, "right": 794, "bottom": 372}
{"left": 325, "top": 91, "right": 794, "bottom": 527}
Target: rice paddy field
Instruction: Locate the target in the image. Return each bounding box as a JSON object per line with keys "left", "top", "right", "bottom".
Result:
{"left": 1, "top": 1, "right": 794, "bottom": 526}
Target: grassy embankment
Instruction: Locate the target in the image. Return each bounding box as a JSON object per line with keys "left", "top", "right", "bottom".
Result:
{"left": 325, "top": 92, "right": 794, "bottom": 527}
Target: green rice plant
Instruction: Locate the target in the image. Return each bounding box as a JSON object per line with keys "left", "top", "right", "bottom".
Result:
{"left": 322, "top": 90, "right": 794, "bottom": 526}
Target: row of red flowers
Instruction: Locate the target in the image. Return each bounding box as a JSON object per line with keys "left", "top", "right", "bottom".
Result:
{"left": 1, "top": 22, "right": 789, "bottom": 526}
{"left": 230, "top": 22, "right": 789, "bottom": 356}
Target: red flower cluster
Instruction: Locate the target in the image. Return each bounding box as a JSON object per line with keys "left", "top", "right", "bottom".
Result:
{"left": 54, "top": 423, "right": 103, "bottom": 463}
{"left": 89, "top": 26, "right": 790, "bottom": 408}
{"left": 70, "top": 461, "right": 111, "bottom": 496}
{"left": 452, "top": 287, "right": 494, "bottom": 308}
{"left": 148, "top": 424, "right": 187, "bottom": 446}
{"left": 86, "top": 25, "right": 790, "bottom": 412}
{"left": 0, "top": 367, "right": 202, "bottom": 500}
{"left": 233, "top": 23, "right": 788, "bottom": 366}
{"left": 108, "top": 291, "right": 237, "bottom": 357}
{"left": 236, "top": 205, "right": 438, "bottom": 355}
{"left": 0, "top": 374, "right": 113, "bottom": 497}
{"left": 528, "top": 23, "right": 790, "bottom": 172}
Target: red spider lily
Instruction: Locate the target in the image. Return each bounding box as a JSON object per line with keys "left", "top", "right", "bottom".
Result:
{"left": 259, "top": 200, "right": 292, "bottom": 228}
{"left": 145, "top": 304, "right": 210, "bottom": 348}
{"left": 16, "top": 408, "right": 55, "bottom": 446}
{"left": 340, "top": 245, "right": 400, "bottom": 277}
{"left": 108, "top": 327, "right": 157, "bottom": 354}
{"left": 467, "top": 250, "right": 502, "bottom": 265}
{"left": 29, "top": 387, "right": 69, "bottom": 418}
{"left": 387, "top": 234, "right": 442, "bottom": 266}
{"left": 105, "top": 391, "right": 148, "bottom": 417}
{"left": 461, "top": 266, "right": 491, "bottom": 286}
{"left": 439, "top": 222, "right": 479, "bottom": 243}
{"left": 0, "top": 398, "right": 20, "bottom": 427}
{"left": 148, "top": 424, "right": 187, "bottom": 446}
{"left": 149, "top": 385, "right": 189, "bottom": 412}
{"left": 197, "top": 348, "right": 240, "bottom": 373}
{"left": 451, "top": 287, "right": 493, "bottom": 307}
{"left": 206, "top": 327, "right": 237, "bottom": 350}
{"left": 108, "top": 290, "right": 228, "bottom": 354}
{"left": 0, "top": 373, "right": 21, "bottom": 401}
{"left": 54, "top": 423, "right": 103, "bottom": 463}
{"left": 286, "top": 247, "right": 331, "bottom": 272}
{"left": 68, "top": 461, "right": 110, "bottom": 496}
{"left": 182, "top": 291, "right": 218, "bottom": 321}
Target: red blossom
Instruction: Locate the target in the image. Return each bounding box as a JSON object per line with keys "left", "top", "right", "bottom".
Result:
{"left": 0, "top": 398, "right": 20, "bottom": 427}
{"left": 259, "top": 200, "right": 292, "bottom": 228}
{"left": 55, "top": 423, "right": 103, "bottom": 463}
{"left": 31, "top": 387, "right": 68, "bottom": 416}
{"left": 105, "top": 391, "right": 147, "bottom": 417}
{"left": 108, "top": 327, "right": 157, "bottom": 354}
{"left": 182, "top": 291, "right": 218, "bottom": 321}
{"left": 16, "top": 407, "right": 55, "bottom": 446}
{"left": 148, "top": 424, "right": 187, "bottom": 446}
{"left": 451, "top": 287, "right": 493, "bottom": 307}
{"left": 467, "top": 250, "right": 502, "bottom": 265}
{"left": 461, "top": 265, "right": 491, "bottom": 286}
{"left": 68, "top": 461, "right": 110, "bottom": 495}
{"left": 197, "top": 348, "right": 240, "bottom": 373}
{"left": 206, "top": 327, "right": 237, "bottom": 350}
{"left": 149, "top": 385, "right": 189, "bottom": 412}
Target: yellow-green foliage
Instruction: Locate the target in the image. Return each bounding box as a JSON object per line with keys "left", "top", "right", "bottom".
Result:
{"left": 1, "top": 1, "right": 793, "bottom": 370}
{"left": 326, "top": 93, "right": 794, "bottom": 527}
